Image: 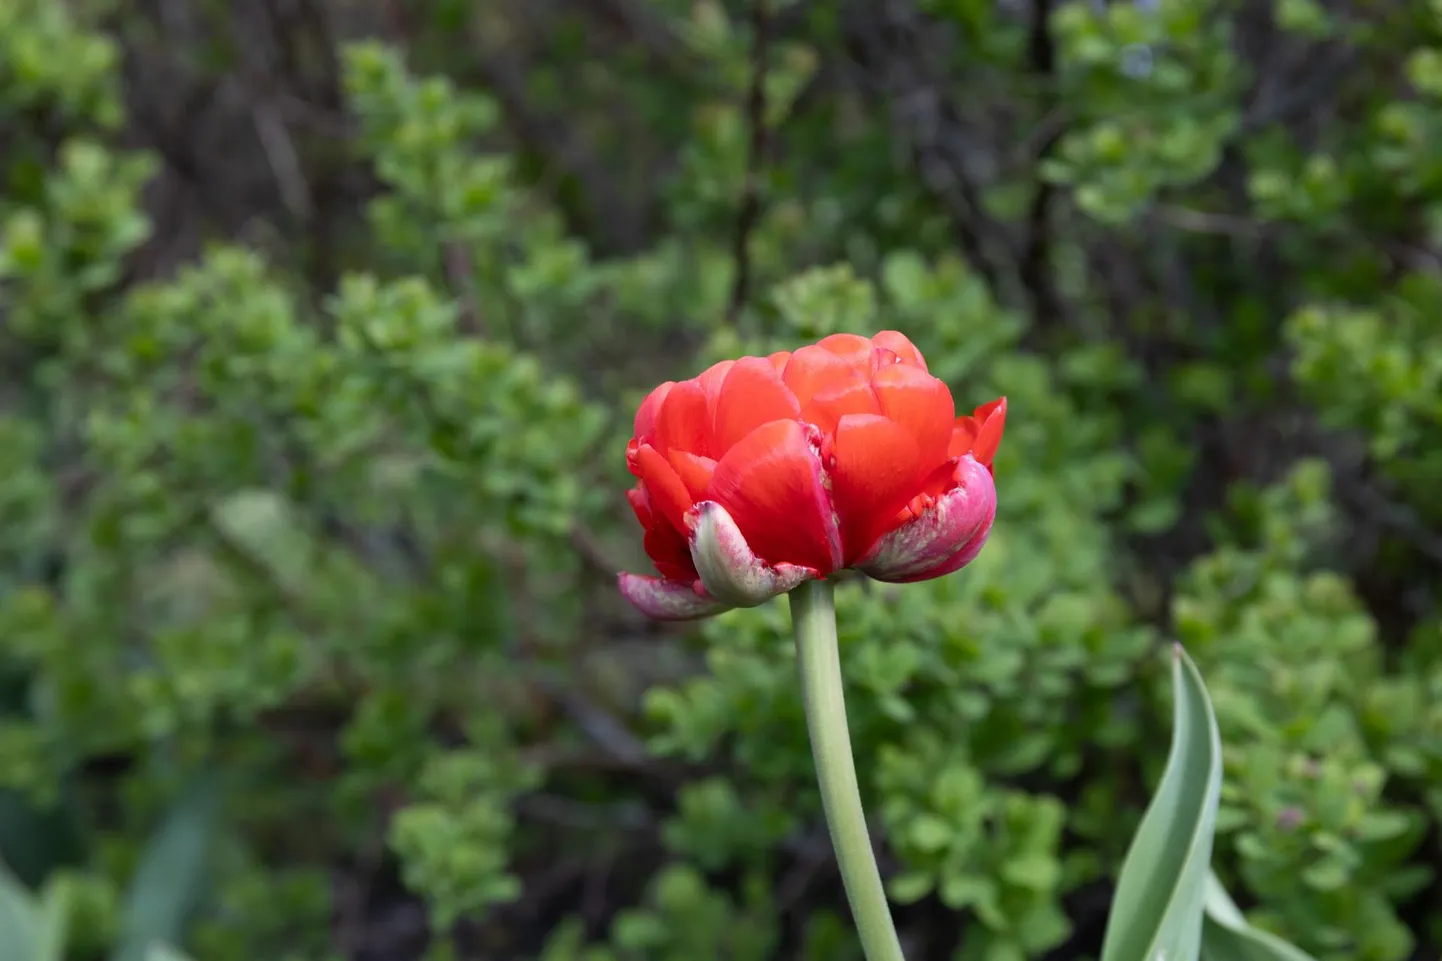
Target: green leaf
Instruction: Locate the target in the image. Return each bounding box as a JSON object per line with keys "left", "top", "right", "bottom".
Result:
{"left": 1200, "top": 873, "right": 1318, "bottom": 961}
{"left": 144, "top": 943, "right": 199, "bottom": 961}
{"left": 110, "top": 771, "right": 223, "bottom": 961}
{"left": 33, "top": 879, "right": 73, "bottom": 961}
{"left": 1100, "top": 644, "right": 1222, "bottom": 961}
{"left": 0, "top": 854, "right": 40, "bottom": 961}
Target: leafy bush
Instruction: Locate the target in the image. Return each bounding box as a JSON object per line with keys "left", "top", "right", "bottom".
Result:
{"left": 1, "top": 1, "right": 1440, "bottom": 960}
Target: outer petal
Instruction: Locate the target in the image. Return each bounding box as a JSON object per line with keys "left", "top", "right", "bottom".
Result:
{"left": 687, "top": 501, "right": 819, "bottom": 607}
{"left": 707, "top": 419, "right": 842, "bottom": 573}
{"left": 857, "top": 455, "right": 996, "bottom": 582}
{"left": 618, "top": 572, "right": 728, "bottom": 620}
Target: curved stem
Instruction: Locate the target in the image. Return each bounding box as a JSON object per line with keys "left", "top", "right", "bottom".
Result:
{"left": 789, "top": 579, "right": 906, "bottom": 961}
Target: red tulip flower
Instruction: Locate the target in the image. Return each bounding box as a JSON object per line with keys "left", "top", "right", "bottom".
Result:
{"left": 618, "top": 331, "right": 1005, "bottom": 620}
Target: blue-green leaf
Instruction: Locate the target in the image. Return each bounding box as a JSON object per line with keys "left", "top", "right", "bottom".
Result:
{"left": 0, "top": 855, "right": 40, "bottom": 961}
{"left": 1100, "top": 644, "right": 1223, "bottom": 961}
{"left": 32, "top": 879, "right": 73, "bottom": 961}
{"left": 1200, "top": 872, "right": 1318, "bottom": 961}
{"left": 109, "top": 771, "right": 223, "bottom": 961}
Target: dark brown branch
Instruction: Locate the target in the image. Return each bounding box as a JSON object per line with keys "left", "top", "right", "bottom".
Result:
{"left": 724, "top": 0, "right": 776, "bottom": 327}
{"left": 1020, "top": 0, "right": 1063, "bottom": 333}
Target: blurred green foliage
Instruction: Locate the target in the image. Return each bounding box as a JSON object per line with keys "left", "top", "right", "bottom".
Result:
{"left": 1, "top": 0, "right": 1440, "bottom": 960}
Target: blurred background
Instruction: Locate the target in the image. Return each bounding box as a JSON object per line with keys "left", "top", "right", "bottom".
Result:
{"left": 1, "top": 1, "right": 1440, "bottom": 959}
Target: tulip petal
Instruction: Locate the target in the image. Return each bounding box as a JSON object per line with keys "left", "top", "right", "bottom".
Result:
{"left": 712, "top": 357, "right": 801, "bottom": 452}
{"left": 627, "top": 484, "right": 695, "bottom": 579}
{"left": 668, "top": 450, "right": 718, "bottom": 501}
{"left": 634, "top": 444, "right": 695, "bottom": 533}
{"left": 799, "top": 381, "right": 881, "bottom": 436}
{"left": 634, "top": 381, "right": 675, "bottom": 444}
{"left": 816, "top": 333, "right": 876, "bottom": 365}
{"left": 626, "top": 486, "right": 652, "bottom": 527}
{"left": 830, "top": 413, "right": 923, "bottom": 563}
{"left": 872, "top": 363, "right": 954, "bottom": 469}
{"left": 948, "top": 420, "right": 978, "bottom": 459}
{"left": 872, "top": 330, "right": 928, "bottom": 371}
{"left": 784, "top": 345, "right": 868, "bottom": 408}
{"left": 707, "top": 419, "right": 842, "bottom": 573}
{"left": 858, "top": 454, "right": 996, "bottom": 582}
{"left": 971, "top": 396, "right": 1007, "bottom": 468}
{"left": 696, "top": 360, "right": 736, "bottom": 422}
{"left": 653, "top": 380, "right": 712, "bottom": 457}
{"left": 688, "top": 501, "right": 819, "bottom": 607}
{"left": 618, "top": 572, "right": 728, "bottom": 620}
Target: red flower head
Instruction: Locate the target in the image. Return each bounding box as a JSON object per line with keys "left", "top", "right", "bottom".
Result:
{"left": 618, "top": 331, "right": 1006, "bottom": 620}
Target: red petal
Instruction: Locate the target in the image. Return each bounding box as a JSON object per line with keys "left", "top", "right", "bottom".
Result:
{"left": 644, "top": 528, "right": 696, "bottom": 582}
{"left": 711, "top": 357, "right": 801, "bottom": 453}
{"left": 652, "top": 380, "right": 712, "bottom": 457}
{"left": 668, "top": 450, "right": 717, "bottom": 501}
{"left": 633, "top": 381, "right": 675, "bottom": 444}
{"left": 971, "top": 396, "right": 1007, "bottom": 468}
{"left": 628, "top": 482, "right": 696, "bottom": 580}
{"left": 696, "top": 360, "right": 735, "bottom": 422}
{"left": 830, "top": 413, "right": 923, "bottom": 563}
{"left": 949, "top": 419, "right": 979, "bottom": 459}
{"left": 816, "top": 333, "right": 875, "bottom": 364}
{"left": 871, "top": 330, "right": 929, "bottom": 371}
{"left": 707, "top": 419, "right": 841, "bottom": 573}
{"left": 783, "top": 344, "right": 870, "bottom": 408}
{"left": 871, "top": 363, "right": 954, "bottom": 472}
{"left": 870, "top": 346, "right": 902, "bottom": 373}
{"left": 766, "top": 350, "right": 792, "bottom": 374}
{"left": 635, "top": 443, "right": 696, "bottom": 533}
{"left": 626, "top": 486, "right": 652, "bottom": 527}
{"left": 799, "top": 381, "right": 881, "bottom": 436}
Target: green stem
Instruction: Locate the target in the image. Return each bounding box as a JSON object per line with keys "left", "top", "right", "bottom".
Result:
{"left": 789, "top": 579, "right": 906, "bottom": 961}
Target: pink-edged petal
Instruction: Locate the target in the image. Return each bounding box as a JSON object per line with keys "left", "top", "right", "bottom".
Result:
{"left": 706, "top": 419, "right": 843, "bottom": 573}
{"left": 882, "top": 519, "right": 993, "bottom": 583}
{"left": 618, "top": 572, "right": 729, "bottom": 621}
{"left": 857, "top": 454, "right": 996, "bottom": 582}
{"left": 687, "top": 501, "right": 820, "bottom": 607}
